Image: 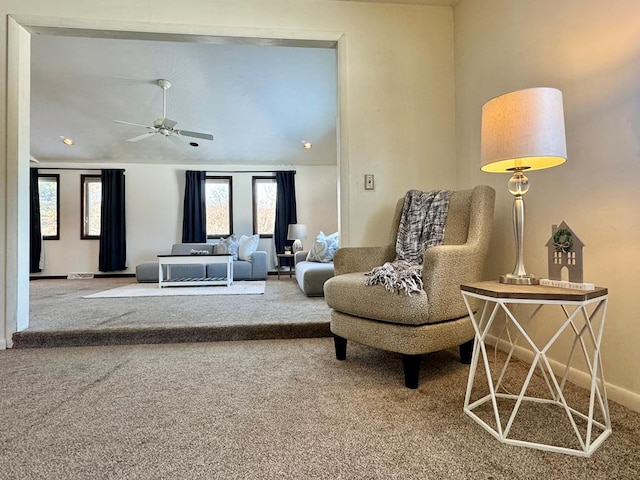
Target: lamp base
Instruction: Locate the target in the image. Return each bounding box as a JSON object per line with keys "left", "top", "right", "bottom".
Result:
{"left": 499, "top": 273, "right": 540, "bottom": 285}
{"left": 291, "top": 239, "right": 303, "bottom": 254}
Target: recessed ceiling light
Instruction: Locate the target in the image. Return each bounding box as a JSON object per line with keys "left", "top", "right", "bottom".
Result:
{"left": 302, "top": 141, "right": 313, "bottom": 149}
{"left": 61, "top": 136, "right": 75, "bottom": 146}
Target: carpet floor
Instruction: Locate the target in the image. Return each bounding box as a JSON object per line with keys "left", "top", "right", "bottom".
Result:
{"left": 1, "top": 338, "right": 639, "bottom": 479}
{"left": 18, "top": 276, "right": 330, "bottom": 348}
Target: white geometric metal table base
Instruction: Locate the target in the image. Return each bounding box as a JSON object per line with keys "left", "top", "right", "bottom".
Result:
{"left": 461, "top": 284, "right": 611, "bottom": 457}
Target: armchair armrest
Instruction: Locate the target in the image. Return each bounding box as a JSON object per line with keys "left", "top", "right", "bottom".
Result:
{"left": 333, "top": 244, "right": 396, "bottom": 275}
{"left": 422, "top": 244, "right": 485, "bottom": 322}
{"left": 248, "top": 251, "right": 268, "bottom": 280}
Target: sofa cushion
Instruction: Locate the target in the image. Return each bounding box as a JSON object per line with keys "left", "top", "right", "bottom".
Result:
{"left": 207, "top": 260, "right": 252, "bottom": 280}
{"left": 168, "top": 264, "right": 207, "bottom": 279}
{"left": 295, "top": 260, "right": 334, "bottom": 297}
{"left": 324, "top": 272, "right": 434, "bottom": 326}
{"left": 238, "top": 234, "right": 260, "bottom": 261}
{"left": 136, "top": 262, "right": 165, "bottom": 283}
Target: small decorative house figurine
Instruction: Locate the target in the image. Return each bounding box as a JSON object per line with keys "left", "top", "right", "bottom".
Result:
{"left": 545, "top": 221, "right": 585, "bottom": 283}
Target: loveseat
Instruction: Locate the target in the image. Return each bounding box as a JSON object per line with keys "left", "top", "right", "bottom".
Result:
{"left": 294, "top": 251, "right": 335, "bottom": 296}
{"left": 136, "top": 242, "right": 268, "bottom": 283}
{"left": 292, "top": 230, "right": 338, "bottom": 296}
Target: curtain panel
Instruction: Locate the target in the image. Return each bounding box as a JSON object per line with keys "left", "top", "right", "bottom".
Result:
{"left": 274, "top": 171, "right": 297, "bottom": 262}
{"left": 29, "top": 168, "right": 42, "bottom": 273}
{"left": 182, "top": 170, "right": 207, "bottom": 243}
{"left": 98, "top": 169, "right": 127, "bottom": 272}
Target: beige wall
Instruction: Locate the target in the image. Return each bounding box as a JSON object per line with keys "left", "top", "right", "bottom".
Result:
{"left": 1, "top": 1, "right": 455, "bottom": 346}
{"left": 454, "top": 0, "right": 640, "bottom": 410}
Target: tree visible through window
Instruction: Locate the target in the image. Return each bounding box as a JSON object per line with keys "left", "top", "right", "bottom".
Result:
{"left": 253, "top": 177, "right": 277, "bottom": 237}
{"left": 38, "top": 174, "right": 60, "bottom": 240}
{"left": 206, "top": 176, "right": 232, "bottom": 238}
{"left": 81, "top": 175, "right": 102, "bottom": 239}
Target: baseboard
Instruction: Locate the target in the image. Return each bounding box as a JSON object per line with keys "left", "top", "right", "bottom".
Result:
{"left": 487, "top": 334, "right": 640, "bottom": 413}
{"left": 95, "top": 273, "right": 136, "bottom": 278}
{"left": 30, "top": 273, "right": 136, "bottom": 280}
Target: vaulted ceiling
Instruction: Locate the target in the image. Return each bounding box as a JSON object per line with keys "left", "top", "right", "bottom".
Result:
{"left": 30, "top": 34, "right": 337, "bottom": 167}
{"left": 29, "top": 0, "right": 458, "bottom": 167}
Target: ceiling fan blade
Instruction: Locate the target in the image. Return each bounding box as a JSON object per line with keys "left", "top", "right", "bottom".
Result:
{"left": 177, "top": 130, "right": 214, "bottom": 141}
{"left": 114, "top": 120, "right": 155, "bottom": 129}
{"left": 161, "top": 118, "right": 178, "bottom": 129}
{"left": 127, "top": 132, "right": 157, "bottom": 142}
{"left": 166, "top": 134, "right": 186, "bottom": 147}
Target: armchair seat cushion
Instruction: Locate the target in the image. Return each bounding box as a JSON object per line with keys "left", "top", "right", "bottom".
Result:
{"left": 325, "top": 272, "right": 436, "bottom": 326}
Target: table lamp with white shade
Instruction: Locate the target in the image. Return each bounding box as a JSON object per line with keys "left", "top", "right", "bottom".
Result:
{"left": 287, "top": 224, "right": 307, "bottom": 254}
{"left": 480, "top": 87, "right": 567, "bottom": 285}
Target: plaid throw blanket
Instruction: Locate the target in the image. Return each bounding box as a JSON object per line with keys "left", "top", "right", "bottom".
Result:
{"left": 365, "top": 189, "right": 451, "bottom": 295}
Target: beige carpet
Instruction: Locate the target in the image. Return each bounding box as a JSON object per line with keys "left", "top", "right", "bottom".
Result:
{"left": 1, "top": 338, "right": 639, "bottom": 479}
{"left": 83, "top": 281, "right": 266, "bottom": 298}
{"left": 18, "top": 276, "right": 330, "bottom": 348}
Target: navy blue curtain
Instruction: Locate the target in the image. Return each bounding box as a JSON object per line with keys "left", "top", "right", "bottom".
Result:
{"left": 182, "top": 170, "right": 207, "bottom": 243}
{"left": 30, "top": 168, "right": 42, "bottom": 273}
{"left": 274, "top": 171, "right": 297, "bottom": 258}
{"left": 98, "top": 169, "right": 127, "bottom": 272}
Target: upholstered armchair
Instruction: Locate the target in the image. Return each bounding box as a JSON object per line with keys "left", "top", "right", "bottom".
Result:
{"left": 324, "top": 185, "right": 495, "bottom": 388}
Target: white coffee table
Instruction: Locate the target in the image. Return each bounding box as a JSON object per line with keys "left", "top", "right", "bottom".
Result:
{"left": 157, "top": 254, "right": 233, "bottom": 288}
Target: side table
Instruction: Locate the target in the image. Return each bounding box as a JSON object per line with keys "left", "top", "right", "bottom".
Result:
{"left": 276, "top": 253, "right": 295, "bottom": 279}
{"left": 460, "top": 281, "right": 610, "bottom": 456}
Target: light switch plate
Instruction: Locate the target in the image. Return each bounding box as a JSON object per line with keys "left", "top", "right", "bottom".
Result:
{"left": 364, "top": 174, "right": 374, "bottom": 190}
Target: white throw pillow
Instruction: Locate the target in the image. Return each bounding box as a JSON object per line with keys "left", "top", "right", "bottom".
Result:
{"left": 306, "top": 231, "right": 339, "bottom": 263}
{"left": 238, "top": 234, "right": 260, "bottom": 261}
{"left": 215, "top": 235, "right": 239, "bottom": 260}
{"left": 306, "top": 240, "right": 328, "bottom": 263}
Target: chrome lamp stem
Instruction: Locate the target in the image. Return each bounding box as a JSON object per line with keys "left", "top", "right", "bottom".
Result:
{"left": 500, "top": 168, "right": 539, "bottom": 285}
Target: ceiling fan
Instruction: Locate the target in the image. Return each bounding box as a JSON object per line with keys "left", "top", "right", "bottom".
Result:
{"left": 114, "top": 79, "right": 213, "bottom": 144}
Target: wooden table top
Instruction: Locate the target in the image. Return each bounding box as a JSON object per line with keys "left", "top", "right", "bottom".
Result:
{"left": 461, "top": 280, "right": 608, "bottom": 302}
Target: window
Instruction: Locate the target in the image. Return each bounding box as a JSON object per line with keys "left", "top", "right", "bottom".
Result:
{"left": 253, "top": 176, "right": 277, "bottom": 237}
{"left": 206, "top": 176, "right": 233, "bottom": 238}
{"left": 81, "top": 175, "right": 101, "bottom": 239}
{"left": 37, "top": 174, "right": 60, "bottom": 240}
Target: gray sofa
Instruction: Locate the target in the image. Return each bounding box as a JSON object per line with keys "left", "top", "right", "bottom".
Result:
{"left": 294, "top": 251, "right": 335, "bottom": 297}
{"left": 136, "top": 243, "right": 268, "bottom": 282}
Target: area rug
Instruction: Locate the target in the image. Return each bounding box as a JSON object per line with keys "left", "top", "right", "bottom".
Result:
{"left": 83, "top": 281, "right": 265, "bottom": 298}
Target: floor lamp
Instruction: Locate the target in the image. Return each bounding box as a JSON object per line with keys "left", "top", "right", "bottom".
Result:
{"left": 480, "top": 87, "right": 567, "bottom": 285}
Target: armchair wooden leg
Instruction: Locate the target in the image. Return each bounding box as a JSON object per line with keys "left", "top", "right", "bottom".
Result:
{"left": 459, "top": 339, "right": 474, "bottom": 364}
{"left": 402, "top": 354, "right": 421, "bottom": 389}
{"left": 333, "top": 334, "right": 347, "bottom": 360}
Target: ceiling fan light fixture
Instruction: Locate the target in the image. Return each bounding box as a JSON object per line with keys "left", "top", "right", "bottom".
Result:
{"left": 115, "top": 79, "right": 213, "bottom": 145}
